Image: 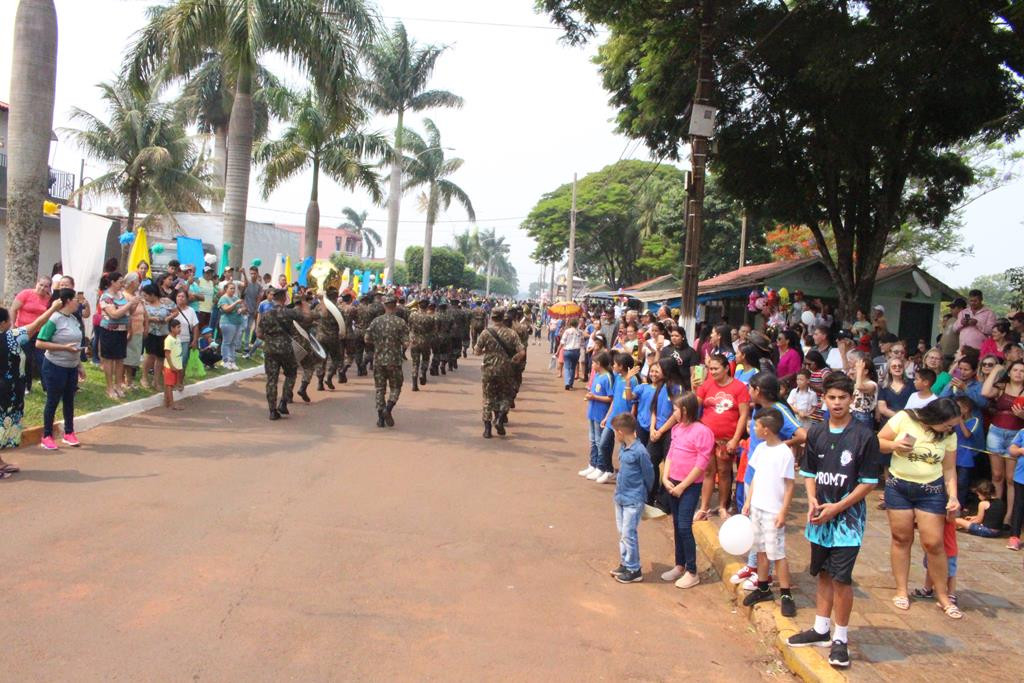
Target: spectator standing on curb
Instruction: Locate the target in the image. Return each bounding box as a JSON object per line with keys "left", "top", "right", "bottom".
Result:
{"left": 36, "top": 289, "right": 85, "bottom": 450}
{"left": 788, "top": 373, "right": 881, "bottom": 669}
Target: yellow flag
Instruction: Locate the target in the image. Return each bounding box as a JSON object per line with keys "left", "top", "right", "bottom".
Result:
{"left": 284, "top": 254, "right": 293, "bottom": 302}
{"left": 128, "top": 227, "right": 151, "bottom": 279}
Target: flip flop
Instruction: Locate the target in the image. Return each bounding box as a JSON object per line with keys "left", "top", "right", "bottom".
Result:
{"left": 892, "top": 595, "right": 910, "bottom": 610}
{"left": 0, "top": 470, "right": 13, "bottom": 480}
{"left": 0, "top": 463, "right": 20, "bottom": 473}
{"left": 940, "top": 603, "right": 963, "bottom": 619}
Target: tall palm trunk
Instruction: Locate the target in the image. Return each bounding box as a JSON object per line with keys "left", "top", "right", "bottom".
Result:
{"left": 222, "top": 72, "right": 255, "bottom": 270}
{"left": 211, "top": 124, "right": 228, "bottom": 213}
{"left": 383, "top": 109, "right": 404, "bottom": 283}
{"left": 485, "top": 257, "right": 493, "bottom": 297}
{"left": 4, "top": 0, "right": 57, "bottom": 302}
{"left": 304, "top": 156, "right": 320, "bottom": 261}
{"left": 120, "top": 185, "right": 139, "bottom": 267}
{"left": 420, "top": 184, "right": 439, "bottom": 287}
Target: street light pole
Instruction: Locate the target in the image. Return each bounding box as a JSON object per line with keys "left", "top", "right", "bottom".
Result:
{"left": 567, "top": 173, "right": 577, "bottom": 302}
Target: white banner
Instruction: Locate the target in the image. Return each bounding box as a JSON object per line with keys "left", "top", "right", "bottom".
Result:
{"left": 60, "top": 207, "right": 114, "bottom": 331}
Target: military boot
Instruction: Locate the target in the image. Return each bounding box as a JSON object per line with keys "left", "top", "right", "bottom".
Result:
{"left": 420, "top": 372, "right": 428, "bottom": 385}
{"left": 495, "top": 413, "right": 507, "bottom": 436}
{"left": 510, "top": 399, "right": 516, "bottom": 410}
{"left": 297, "top": 382, "right": 311, "bottom": 403}
{"left": 325, "top": 375, "right": 335, "bottom": 391}
{"left": 278, "top": 399, "right": 290, "bottom": 416}
{"left": 440, "top": 362, "right": 446, "bottom": 376}
{"left": 412, "top": 374, "right": 419, "bottom": 392}
{"left": 317, "top": 377, "right": 325, "bottom": 391}
{"left": 384, "top": 400, "right": 396, "bottom": 427}
{"left": 269, "top": 407, "right": 281, "bottom": 420}
{"left": 338, "top": 366, "right": 349, "bottom": 384}
{"left": 482, "top": 420, "right": 493, "bottom": 439}
{"left": 376, "top": 410, "right": 386, "bottom": 428}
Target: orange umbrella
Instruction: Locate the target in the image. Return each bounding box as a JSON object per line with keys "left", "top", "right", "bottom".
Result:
{"left": 547, "top": 301, "right": 582, "bottom": 319}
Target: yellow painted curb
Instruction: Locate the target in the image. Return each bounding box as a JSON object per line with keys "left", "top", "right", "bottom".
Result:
{"left": 692, "top": 520, "right": 846, "bottom": 683}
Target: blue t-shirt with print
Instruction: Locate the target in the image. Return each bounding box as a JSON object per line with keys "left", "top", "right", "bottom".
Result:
{"left": 956, "top": 416, "right": 984, "bottom": 468}
{"left": 1013, "top": 430, "right": 1024, "bottom": 485}
{"left": 587, "top": 372, "right": 613, "bottom": 422}
{"left": 744, "top": 401, "right": 802, "bottom": 485}
{"left": 607, "top": 373, "right": 638, "bottom": 420}
{"left": 634, "top": 382, "right": 678, "bottom": 430}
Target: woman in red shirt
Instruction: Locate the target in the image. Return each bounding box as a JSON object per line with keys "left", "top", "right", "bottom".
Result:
{"left": 10, "top": 277, "right": 52, "bottom": 392}
{"left": 982, "top": 360, "right": 1024, "bottom": 527}
{"left": 695, "top": 353, "right": 751, "bottom": 520}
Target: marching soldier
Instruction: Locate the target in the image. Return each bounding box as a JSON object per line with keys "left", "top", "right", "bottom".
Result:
{"left": 408, "top": 299, "right": 435, "bottom": 391}
{"left": 337, "top": 291, "right": 358, "bottom": 384}
{"left": 470, "top": 302, "right": 487, "bottom": 349}
{"left": 355, "top": 292, "right": 382, "bottom": 375}
{"left": 364, "top": 294, "right": 409, "bottom": 428}
{"left": 508, "top": 306, "right": 532, "bottom": 408}
{"left": 474, "top": 307, "right": 525, "bottom": 438}
{"left": 295, "top": 295, "right": 320, "bottom": 403}
{"left": 431, "top": 299, "right": 453, "bottom": 376}
{"left": 256, "top": 288, "right": 311, "bottom": 420}
{"left": 448, "top": 299, "right": 466, "bottom": 370}
{"left": 315, "top": 286, "right": 344, "bottom": 391}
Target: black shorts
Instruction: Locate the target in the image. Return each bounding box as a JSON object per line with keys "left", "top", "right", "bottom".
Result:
{"left": 144, "top": 333, "right": 167, "bottom": 357}
{"left": 809, "top": 543, "right": 860, "bottom": 585}
{"left": 99, "top": 328, "right": 128, "bottom": 361}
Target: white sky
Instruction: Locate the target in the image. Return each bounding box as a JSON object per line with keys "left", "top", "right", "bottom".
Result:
{"left": 1, "top": 0, "right": 1020, "bottom": 294}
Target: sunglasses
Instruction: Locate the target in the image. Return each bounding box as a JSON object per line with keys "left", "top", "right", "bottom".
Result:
{"left": 981, "top": 362, "right": 996, "bottom": 368}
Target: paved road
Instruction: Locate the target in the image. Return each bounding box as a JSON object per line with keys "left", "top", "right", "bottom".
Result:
{"left": 1, "top": 346, "right": 785, "bottom": 681}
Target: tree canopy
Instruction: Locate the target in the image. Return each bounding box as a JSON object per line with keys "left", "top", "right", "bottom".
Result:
{"left": 541, "top": 0, "right": 1024, "bottom": 318}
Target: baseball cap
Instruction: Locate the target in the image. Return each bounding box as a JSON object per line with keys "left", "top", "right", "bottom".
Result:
{"left": 382, "top": 294, "right": 397, "bottom": 304}
{"left": 872, "top": 304, "right": 885, "bottom": 314}
{"left": 201, "top": 327, "right": 213, "bottom": 335}
{"left": 836, "top": 329, "right": 855, "bottom": 341}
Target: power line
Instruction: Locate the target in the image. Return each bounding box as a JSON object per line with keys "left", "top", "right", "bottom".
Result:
{"left": 246, "top": 203, "right": 526, "bottom": 224}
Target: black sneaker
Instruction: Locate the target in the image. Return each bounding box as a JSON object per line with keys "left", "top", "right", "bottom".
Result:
{"left": 609, "top": 564, "right": 628, "bottom": 577}
{"left": 780, "top": 594, "right": 797, "bottom": 617}
{"left": 614, "top": 568, "right": 643, "bottom": 584}
{"left": 742, "top": 587, "right": 775, "bottom": 607}
{"left": 828, "top": 640, "right": 850, "bottom": 668}
{"left": 787, "top": 628, "right": 831, "bottom": 648}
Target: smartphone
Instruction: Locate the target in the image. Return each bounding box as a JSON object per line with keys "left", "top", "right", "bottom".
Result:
{"left": 899, "top": 433, "right": 917, "bottom": 447}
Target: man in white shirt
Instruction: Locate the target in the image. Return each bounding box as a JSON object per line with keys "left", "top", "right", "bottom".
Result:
{"left": 813, "top": 325, "right": 844, "bottom": 371}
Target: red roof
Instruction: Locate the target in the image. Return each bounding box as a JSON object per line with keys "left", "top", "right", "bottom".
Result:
{"left": 699, "top": 258, "right": 817, "bottom": 292}
{"left": 624, "top": 273, "right": 677, "bottom": 290}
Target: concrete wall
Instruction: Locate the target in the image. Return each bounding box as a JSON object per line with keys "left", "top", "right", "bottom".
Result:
{"left": 0, "top": 211, "right": 63, "bottom": 303}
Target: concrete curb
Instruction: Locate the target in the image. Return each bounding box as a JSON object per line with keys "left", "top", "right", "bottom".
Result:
{"left": 18, "top": 367, "right": 263, "bottom": 448}
{"left": 692, "top": 520, "right": 846, "bottom": 683}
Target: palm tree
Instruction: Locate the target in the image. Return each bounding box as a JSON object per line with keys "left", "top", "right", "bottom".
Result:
{"left": 452, "top": 228, "right": 482, "bottom": 270}
{"left": 175, "top": 53, "right": 288, "bottom": 213}
{"left": 254, "top": 90, "right": 388, "bottom": 260}
{"left": 364, "top": 22, "right": 463, "bottom": 282}
{"left": 127, "top": 0, "right": 377, "bottom": 269}
{"left": 338, "top": 208, "right": 382, "bottom": 258}
{"left": 4, "top": 0, "right": 58, "bottom": 299}
{"left": 64, "top": 80, "right": 216, "bottom": 263}
{"left": 403, "top": 120, "right": 475, "bottom": 287}
{"left": 478, "top": 228, "right": 512, "bottom": 297}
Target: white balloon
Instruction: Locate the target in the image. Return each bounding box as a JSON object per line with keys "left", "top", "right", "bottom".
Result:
{"left": 718, "top": 514, "right": 755, "bottom": 556}
{"left": 800, "top": 310, "right": 816, "bottom": 327}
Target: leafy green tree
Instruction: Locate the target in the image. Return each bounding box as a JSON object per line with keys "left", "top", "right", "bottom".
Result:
{"left": 365, "top": 22, "right": 463, "bottom": 279}
{"left": 127, "top": 0, "right": 376, "bottom": 269}
{"left": 254, "top": 89, "right": 388, "bottom": 259}
{"left": 65, "top": 79, "right": 216, "bottom": 262}
{"left": 477, "top": 228, "right": 515, "bottom": 295}
{"left": 338, "top": 207, "right": 382, "bottom": 258}
{"left": 452, "top": 228, "right": 483, "bottom": 270}
{"left": 404, "top": 246, "right": 467, "bottom": 288}
{"left": 542, "top": 0, "right": 1024, "bottom": 320}
{"left": 403, "top": 119, "right": 475, "bottom": 286}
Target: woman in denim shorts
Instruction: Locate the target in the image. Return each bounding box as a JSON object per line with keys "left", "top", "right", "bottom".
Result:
{"left": 878, "top": 399, "right": 963, "bottom": 619}
{"left": 981, "top": 360, "right": 1024, "bottom": 527}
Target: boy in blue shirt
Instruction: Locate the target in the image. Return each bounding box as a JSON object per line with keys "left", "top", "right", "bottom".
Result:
{"left": 609, "top": 412, "right": 655, "bottom": 584}
{"left": 595, "top": 353, "right": 638, "bottom": 485}
{"left": 580, "top": 351, "right": 613, "bottom": 479}
{"left": 953, "top": 395, "right": 983, "bottom": 512}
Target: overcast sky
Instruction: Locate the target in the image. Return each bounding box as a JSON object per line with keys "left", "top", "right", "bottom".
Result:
{"left": 1, "top": 0, "right": 1020, "bottom": 293}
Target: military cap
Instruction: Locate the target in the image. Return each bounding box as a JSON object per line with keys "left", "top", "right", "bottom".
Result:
{"left": 490, "top": 307, "right": 506, "bottom": 321}
{"left": 382, "top": 294, "right": 397, "bottom": 304}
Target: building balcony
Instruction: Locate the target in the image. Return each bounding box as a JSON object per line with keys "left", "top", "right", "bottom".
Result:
{"left": 0, "top": 151, "right": 77, "bottom": 204}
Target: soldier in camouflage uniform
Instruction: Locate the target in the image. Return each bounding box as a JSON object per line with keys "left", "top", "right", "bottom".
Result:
{"left": 408, "top": 299, "right": 435, "bottom": 392}
{"left": 474, "top": 307, "right": 526, "bottom": 438}
{"left": 337, "top": 291, "right": 358, "bottom": 384}
{"left": 431, "top": 300, "right": 453, "bottom": 376}
{"left": 315, "top": 287, "right": 344, "bottom": 391}
{"left": 469, "top": 303, "right": 487, "bottom": 349}
{"left": 508, "top": 306, "right": 532, "bottom": 408}
{"left": 364, "top": 294, "right": 409, "bottom": 428}
{"left": 448, "top": 299, "right": 466, "bottom": 371}
{"left": 295, "top": 297, "right": 321, "bottom": 403}
{"left": 256, "top": 288, "right": 311, "bottom": 420}
{"left": 354, "top": 292, "right": 383, "bottom": 375}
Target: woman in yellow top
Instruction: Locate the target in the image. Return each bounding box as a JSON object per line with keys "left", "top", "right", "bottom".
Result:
{"left": 878, "top": 398, "right": 961, "bottom": 619}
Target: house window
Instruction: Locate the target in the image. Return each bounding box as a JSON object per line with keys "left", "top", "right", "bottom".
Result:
{"left": 345, "top": 237, "right": 358, "bottom": 253}
{"left": 335, "top": 237, "right": 342, "bottom": 251}
{"left": 317, "top": 240, "right": 323, "bottom": 248}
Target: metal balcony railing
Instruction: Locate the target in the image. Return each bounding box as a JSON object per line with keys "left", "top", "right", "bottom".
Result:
{"left": 0, "top": 151, "right": 77, "bottom": 204}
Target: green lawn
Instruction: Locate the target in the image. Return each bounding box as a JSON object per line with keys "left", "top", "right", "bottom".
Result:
{"left": 22, "top": 353, "right": 263, "bottom": 429}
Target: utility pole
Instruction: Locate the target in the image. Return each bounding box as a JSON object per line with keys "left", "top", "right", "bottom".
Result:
{"left": 549, "top": 260, "right": 556, "bottom": 303}
{"left": 567, "top": 173, "right": 578, "bottom": 301}
{"left": 77, "top": 158, "right": 84, "bottom": 209}
{"left": 680, "top": 0, "right": 715, "bottom": 341}
{"left": 738, "top": 209, "right": 747, "bottom": 269}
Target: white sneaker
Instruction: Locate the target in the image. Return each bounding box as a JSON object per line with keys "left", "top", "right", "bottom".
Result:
{"left": 730, "top": 565, "right": 756, "bottom": 585}
{"left": 595, "top": 471, "right": 614, "bottom": 485}
{"left": 578, "top": 465, "right": 596, "bottom": 477}
{"left": 586, "top": 468, "right": 602, "bottom": 481}
{"left": 661, "top": 566, "right": 684, "bottom": 582}
{"left": 675, "top": 571, "right": 700, "bottom": 589}
{"left": 741, "top": 574, "right": 772, "bottom": 591}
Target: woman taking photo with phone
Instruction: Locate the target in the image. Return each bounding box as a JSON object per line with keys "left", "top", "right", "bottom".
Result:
{"left": 981, "top": 360, "right": 1024, "bottom": 536}
{"left": 877, "top": 398, "right": 962, "bottom": 619}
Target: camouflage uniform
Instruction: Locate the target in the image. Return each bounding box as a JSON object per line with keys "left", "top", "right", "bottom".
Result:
{"left": 448, "top": 302, "right": 467, "bottom": 369}
{"left": 431, "top": 304, "right": 453, "bottom": 375}
{"left": 469, "top": 306, "right": 487, "bottom": 348}
{"left": 354, "top": 297, "right": 384, "bottom": 374}
{"left": 408, "top": 307, "right": 435, "bottom": 388}
{"left": 315, "top": 299, "right": 343, "bottom": 388}
{"left": 364, "top": 310, "right": 409, "bottom": 417}
{"left": 474, "top": 316, "right": 525, "bottom": 427}
{"left": 258, "top": 303, "right": 304, "bottom": 412}
{"left": 512, "top": 316, "right": 532, "bottom": 399}
{"left": 296, "top": 315, "right": 320, "bottom": 397}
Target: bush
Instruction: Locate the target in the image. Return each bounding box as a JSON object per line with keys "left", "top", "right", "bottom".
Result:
{"left": 404, "top": 246, "right": 467, "bottom": 288}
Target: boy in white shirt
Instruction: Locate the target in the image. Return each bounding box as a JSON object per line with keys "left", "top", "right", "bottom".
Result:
{"left": 741, "top": 408, "right": 796, "bottom": 617}
{"left": 904, "top": 367, "right": 938, "bottom": 410}
{"left": 788, "top": 369, "right": 819, "bottom": 430}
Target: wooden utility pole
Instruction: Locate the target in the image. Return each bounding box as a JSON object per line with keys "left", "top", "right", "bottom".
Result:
{"left": 567, "top": 173, "right": 578, "bottom": 301}
{"left": 549, "top": 260, "right": 556, "bottom": 303}
{"left": 738, "top": 209, "right": 747, "bottom": 269}
{"left": 680, "top": 0, "right": 715, "bottom": 341}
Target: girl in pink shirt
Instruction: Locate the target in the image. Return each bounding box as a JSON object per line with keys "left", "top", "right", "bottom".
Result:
{"left": 660, "top": 392, "right": 715, "bottom": 589}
